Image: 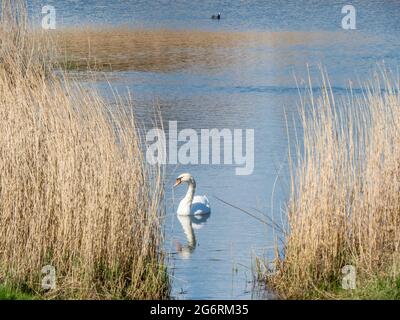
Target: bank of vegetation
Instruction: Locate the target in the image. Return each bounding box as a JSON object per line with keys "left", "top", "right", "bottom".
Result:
{"left": 0, "top": 0, "right": 168, "bottom": 299}
{"left": 268, "top": 71, "right": 400, "bottom": 299}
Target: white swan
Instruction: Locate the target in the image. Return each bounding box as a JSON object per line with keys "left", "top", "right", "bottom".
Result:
{"left": 174, "top": 173, "right": 211, "bottom": 216}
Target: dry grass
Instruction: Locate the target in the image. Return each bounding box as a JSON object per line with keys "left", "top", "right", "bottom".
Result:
{"left": 269, "top": 70, "right": 400, "bottom": 298}
{"left": 0, "top": 0, "right": 168, "bottom": 299}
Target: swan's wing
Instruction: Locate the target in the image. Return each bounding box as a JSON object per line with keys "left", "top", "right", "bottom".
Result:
{"left": 193, "top": 195, "right": 210, "bottom": 206}
{"left": 191, "top": 195, "right": 211, "bottom": 215}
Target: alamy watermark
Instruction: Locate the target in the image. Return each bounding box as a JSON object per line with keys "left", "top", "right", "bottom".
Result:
{"left": 341, "top": 265, "right": 356, "bottom": 290}
{"left": 341, "top": 5, "right": 356, "bottom": 30}
{"left": 146, "top": 121, "right": 255, "bottom": 175}
{"left": 41, "top": 5, "right": 56, "bottom": 30}
{"left": 41, "top": 265, "right": 56, "bottom": 290}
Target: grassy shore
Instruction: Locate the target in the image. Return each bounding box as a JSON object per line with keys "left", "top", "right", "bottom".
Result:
{"left": 0, "top": 284, "right": 37, "bottom": 300}
{"left": 267, "top": 71, "right": 400, "bottom": 299}
{"left": 0, "top": 1, "right": 168, "bottom": 299}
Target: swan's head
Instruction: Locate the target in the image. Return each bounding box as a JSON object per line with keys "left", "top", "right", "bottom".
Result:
{"left": 174, "top": 173, "right": 195, "bottom": 187}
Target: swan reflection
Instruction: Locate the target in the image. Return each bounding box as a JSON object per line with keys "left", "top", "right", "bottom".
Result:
{"left": 176, "top": 213, "right": 211, "bottom": 259}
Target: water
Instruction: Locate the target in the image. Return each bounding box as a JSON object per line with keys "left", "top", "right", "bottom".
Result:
{"left": 30, "top": 0, "right": 400, "bottom": 34}
{"left": 36, "top": 1, "right": 400, "bottom": 299}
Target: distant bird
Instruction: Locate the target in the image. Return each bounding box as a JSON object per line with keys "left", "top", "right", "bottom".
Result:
{"left": 211, "top": 12, "right": 221, "bottom": 20}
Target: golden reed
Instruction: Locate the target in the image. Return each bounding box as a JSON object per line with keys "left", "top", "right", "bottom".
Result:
{"left": 270, "top": 70, "right": 400, "bottom": 298}
{"left": 0, "top": 0, "right": 168, "bottom": 299}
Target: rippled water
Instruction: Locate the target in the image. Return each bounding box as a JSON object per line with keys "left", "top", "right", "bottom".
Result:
{"left": 35, "top": 1, "right": 400, "bottom": 299}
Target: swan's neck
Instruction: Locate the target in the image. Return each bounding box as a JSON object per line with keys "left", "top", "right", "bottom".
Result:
{"left": 178, "top": 179, "right": 196, "bottom": 216}
{"left": 183, "top": 179, "right": 196, "bottom": 205}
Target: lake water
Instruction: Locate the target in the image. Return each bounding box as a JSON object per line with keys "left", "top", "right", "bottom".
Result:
{"left": 32, "top": 1, "right": 400, "bottom": 299}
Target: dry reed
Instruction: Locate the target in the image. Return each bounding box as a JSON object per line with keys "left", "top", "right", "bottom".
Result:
{"left": 269, "top": 69, "right": 400, "bottom": 298}
{"left": 0, "top": 0, "right": 168, "bottom": 299}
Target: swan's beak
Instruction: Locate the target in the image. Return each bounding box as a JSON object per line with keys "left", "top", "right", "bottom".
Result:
{"left": 173, "top": 178, "right": 182, "bottom": 187}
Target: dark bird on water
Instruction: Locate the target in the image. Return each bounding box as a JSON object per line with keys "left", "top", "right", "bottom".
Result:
{"left": 211, "top": 12, "right": 221, "bottom": 20}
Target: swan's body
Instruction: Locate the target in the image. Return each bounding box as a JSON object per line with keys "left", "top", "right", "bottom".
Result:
{"left": 174, "top": 173, "right": 211, "bottom": 216}
{"left": 177, "top": 195, "right": 210, "bottom": 216}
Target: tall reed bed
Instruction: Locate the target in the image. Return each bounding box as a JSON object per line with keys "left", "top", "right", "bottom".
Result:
{"left": 270, "top": 71, "right": 400, "bottom": 298}
{"left": 0, "top": 0, "right": 168, "bottom": 299}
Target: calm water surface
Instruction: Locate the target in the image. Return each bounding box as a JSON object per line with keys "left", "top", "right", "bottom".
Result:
{"left": 35, "top": 1, "right": 400, "bottom": 299}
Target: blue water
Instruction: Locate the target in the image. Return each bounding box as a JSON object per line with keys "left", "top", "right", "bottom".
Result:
{"left": 30, "top": 0, "right": 400, "bottom": 34}
{"left": 39, "top": 1, "right": 400, "bottom": 299}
